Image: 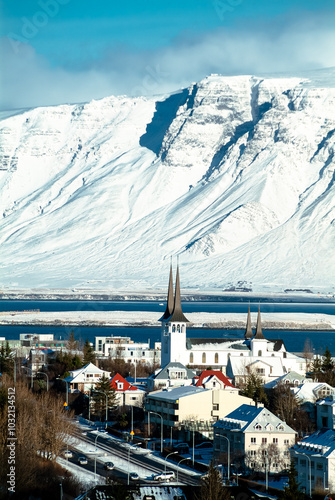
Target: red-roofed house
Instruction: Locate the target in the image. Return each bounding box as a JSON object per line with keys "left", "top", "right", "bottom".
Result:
{"left": 110, "top": 373, "right": 146, "bottom": 407}
{"left": 193, "top": 370, "right": 238, "bottom": 391}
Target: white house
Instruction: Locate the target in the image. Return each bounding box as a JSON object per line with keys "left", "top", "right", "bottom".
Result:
{"left": 214, "top": 404, "right": 296, "bottom": 473}
{"left": 95, "top": 335, "right": 161, "bottom": 366}
{"left": 63, "top": 362, "right": 111, "bottom": 394}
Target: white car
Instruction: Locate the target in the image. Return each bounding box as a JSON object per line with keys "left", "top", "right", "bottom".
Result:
{"left": 63, "top": 450, "right": 73, "bottom": 458}
{"left": 78, "top": 456, "right": 88, "bottom": 465}
{"left": 153, "top": 471, "right": 175, "bottom": 482}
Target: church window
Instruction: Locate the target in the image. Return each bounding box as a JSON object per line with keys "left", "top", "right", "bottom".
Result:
{"left": 172, "top": 325, "right": 176, "bottom": 332}
{"left": 258, "top": 350, "right": 262, "bottom": 356}
{"left": 283, "top": 352, "right": 287, "bottom": 358}
{"left": 202, "top": 352, "right": 206, "bottom": 364}
{"left": 177, "top": 324, "right": 180, "bottom": 332}
{"left": 190, "top": 353, "right": 193, "bottom": 363}
{"left": 182, "top": 324, "right": 186, "bottom": 333}
{"left": 240, "top": 353, "right": 243, "bottom": 356}
{"left": 214, "top": 353, "right": 219, "bottom": 364}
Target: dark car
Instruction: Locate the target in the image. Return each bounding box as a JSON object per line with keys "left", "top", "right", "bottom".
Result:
{"left": 104, "top": 462, "right": 114, "bottom": 470}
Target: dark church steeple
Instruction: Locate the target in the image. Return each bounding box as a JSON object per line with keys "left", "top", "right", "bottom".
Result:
{"left": 167, "top": 264, "right": 189, "bottom": 323}
{"left": 159, "top": 263, "right": 174, "bottom": 321}
{"left": 244, "top": 306, "right": 253, "bottom": 339}
{"left": 254, "top": 307, "right": 265, "bottom": 339}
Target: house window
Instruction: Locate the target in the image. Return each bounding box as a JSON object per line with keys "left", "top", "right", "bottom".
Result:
{"left": 284, "top": 439, "right": 289, "bottom": 445}
{"left": 255, "top": 424, "right": 262, "bottom": 431}
{"left": 202, "top": 353, "right": 206, "bottom": 363}
{"left": 262, "top": 438, "right": 267, "bottom": 444}
{"left": 258, "top": 350, "right": 262, "bottom": 356}
{"left": 256, "top": 368, "right": 265, "bottom": 374}
{"left": 273, "top": 438, "right": 278, "bottom": 444}
{"left": 190, "top": 353, "right": 193, "bottom": 363}
{"left": 213, "top": 404, "right": 219, "bottom": 411}
{"left": 283, "top": 352, "right": 287, "bottom": 358}
{"left": 251, "top": 437, "right": 256, "bottom": 444}
{"left": 215, "top": 353, "right": 219, "bottom": 363}
{"left": 249, "top": 450, "right": 256, "bottom": 456}
{"left": 317, "top": 463, "right": 323, "bottom": 471}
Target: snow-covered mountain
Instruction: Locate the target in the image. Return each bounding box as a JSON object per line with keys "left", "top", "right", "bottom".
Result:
{"left": 1, "top": 72, "right": 335, "bottom": 294}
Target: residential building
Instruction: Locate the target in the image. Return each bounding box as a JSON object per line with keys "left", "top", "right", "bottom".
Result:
{"left": 110, "top": 372, "right": 145, "bottom": 408}
{"left": 291, "top": 429, "right": 335, "bottom": 493}
{"left": 63, "top": 362, "right": 111, "bottom": 394}
{"left": 193, "top": 370, "right": 237, "bottom": 391}
{"left": 95, "top": 335, "right": 161, "bottom": 366}
{"left": 28, "top": 348, "right": 54, "bottom": 374}
{"left": 213, "top": 404, "right": 296, "bottom": 473}
{"left": 263, "top": 371, "right": 312, "bottom": 389}
{"left": 316, "top": 395, "right": 335, "bottom": 430}
{"left": 147, "top": 362, "right": 195, "bottom": 391}
{"left": 145, "top": 385, "right": 258, "bottom": 440}
{"left": 292, "top": 382, "right": 335, "bottom": 422}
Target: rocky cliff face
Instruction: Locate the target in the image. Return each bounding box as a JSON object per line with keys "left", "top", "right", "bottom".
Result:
{"left": 0, "top": 73, "right": 334, "bottom": 293}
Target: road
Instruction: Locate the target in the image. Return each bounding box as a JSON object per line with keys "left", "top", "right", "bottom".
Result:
{"left": 68, "top": 426, "right": 201, "bottom": 486}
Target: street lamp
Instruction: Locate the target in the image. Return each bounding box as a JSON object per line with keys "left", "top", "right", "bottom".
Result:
{"left": 220, "top": 435, "right": 230, "bottom": 483}
{"left": 127, "top": 443, "right": 141, "bottom": 485}
{"left": 92, "top": 390, "right": 108, "bottom": 429}
{"left": 36, "top": 371, "right": 49, "bottom": 391}
{"left": 301, "top": 452, "right": 312, "bottom": 497}
{"left": 164, "top": 451, "right": 178, "bottom": 474}
{"left": 94, "top": 431, "right": 105, "bottom": 480}
{"left": 148, "top": 411, "right": 164, "bottom": 453}
{"left": 177, "top": 457, "right": 189, "bottom": 483}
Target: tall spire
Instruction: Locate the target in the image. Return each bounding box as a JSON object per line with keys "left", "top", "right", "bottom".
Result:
{"left": 159, "top": 262, "right": 174, "bottom": 321}
{"left": 244, "top": 306, "right": 253, "bottom": 339}
{"left": 167, "top": 263, "right": 189, "bottom": 323}
{"left": 254, "top": 306, "right": 265, "bottom": 339}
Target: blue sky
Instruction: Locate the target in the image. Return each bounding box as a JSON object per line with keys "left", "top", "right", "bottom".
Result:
{"left": 0, "top": 0, "right": 335, "bottom": 109}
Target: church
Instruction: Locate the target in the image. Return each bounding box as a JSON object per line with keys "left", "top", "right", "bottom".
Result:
{"left": 160, "top": 265, "right": 306, "bottom": 383}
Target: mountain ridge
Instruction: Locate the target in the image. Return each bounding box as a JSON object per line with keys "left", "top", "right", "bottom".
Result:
{"left": 0, "top": 73, "right": 334, "bottom": 293}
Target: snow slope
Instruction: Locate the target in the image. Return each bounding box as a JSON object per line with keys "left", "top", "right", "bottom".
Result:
{"left": 0, "top": 72, "right": 334, "bottom": 293}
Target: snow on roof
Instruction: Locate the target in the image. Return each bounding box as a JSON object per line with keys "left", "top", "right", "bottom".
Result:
{"left": 292, "top": 429, "right": 335, "bottom": 458}
{"left": 228, "top": 355, "right": 284, "bottom": 377}
{"left": 195, "top": 370, "right": 235, "bottom": 388}
{"left": 214, "top": 404, "right": 296, "bottom": 434}
{"left": 64, "top": 362, "right": 110, "bottom": 383}
{"left": 147, "top": 385, "right": 206, "bottom": 402}
{"left": 292, "top": 382, "right": 335, "bottom": 402}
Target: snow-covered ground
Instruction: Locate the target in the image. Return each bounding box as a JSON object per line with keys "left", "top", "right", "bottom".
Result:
{"left": 0, "top": 309, "right": 334, "bottom": 330}
{"left": 0, "top": 72, "right": 335, "bottom": 293}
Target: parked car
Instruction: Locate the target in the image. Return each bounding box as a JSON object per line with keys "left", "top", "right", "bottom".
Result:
{"left": 153, "top": 471, "right": 175, "bottom": 482}
{"left": 78, "top": 456, "right": 88, "bottom": 465}
{"left": 63, "top": 450, "right": 73, "bottom": 458}
{"left": 129, "top": 472, "right": 140, "bottom": 481}
{"left": 104, "top": 462, "right": 114, "bottom": 470}
{"left": 195, "top": 442, "right": 213, "bottom": 449}
{"left": 173, "top": 443, "right": 189, "bottom": 454}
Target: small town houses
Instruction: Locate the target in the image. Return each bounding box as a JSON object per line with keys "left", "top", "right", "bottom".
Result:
{"left": 213, "top": 404, "right": 296, "bottom": 473}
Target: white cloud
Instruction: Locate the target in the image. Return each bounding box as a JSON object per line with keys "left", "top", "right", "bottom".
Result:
{"left": 1, "top": 15, "right": 335, "bottom": 110}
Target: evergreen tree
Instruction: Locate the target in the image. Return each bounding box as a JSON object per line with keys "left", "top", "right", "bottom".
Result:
{"left": 91, "top": 374, "right": 116, "bottom": 422}
{"left": 196, "top": 462, "right": 229, "bottom": 500}
{"left": 241, "top": 372, "right": 268, "bottom": 406}
{"left": 83, "top": 339, "right": 96, "bottom": 365}
{"left": 66, "top": 330, "right": 79, "bottom": 352}
{"left": 322, "top": 347, "right": 334, "bottom": 372}
{"left": 0, "top": 341, "right": 13, "bottom": 375}
{"left": 280, "top": 460, "right": 305, "bottom": 500}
